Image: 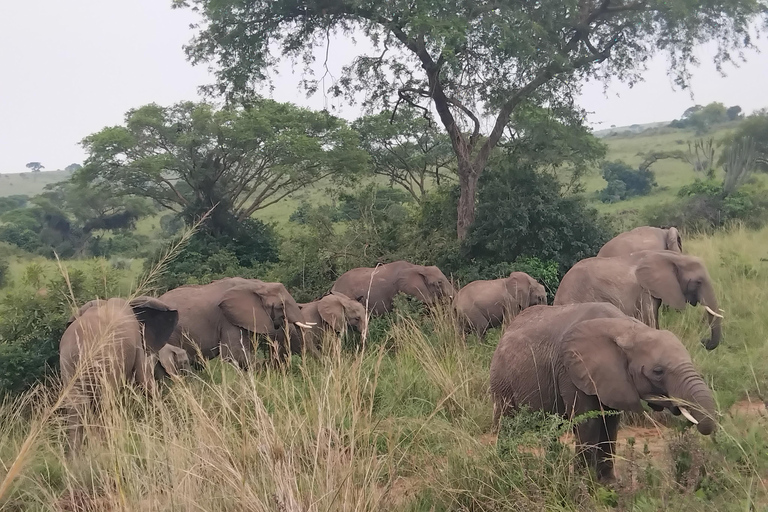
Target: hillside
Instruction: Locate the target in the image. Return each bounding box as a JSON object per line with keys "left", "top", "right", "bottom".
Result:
{"left": 0, "top": 170, "right": 72, "bottom": 197}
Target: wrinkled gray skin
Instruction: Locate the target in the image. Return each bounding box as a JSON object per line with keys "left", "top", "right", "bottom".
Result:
{"left": 160, "top": 277, "right": 308, "bottom": 368}
{"left": 598, "top": 226, "right": 682, "bottom": 258}
{"left": 331, "top": 260, "right": 455, "bottom": 315}
{"left": 59, "top": 297, "right": 179, "bottom": 450}
{"left": 154, "top": 344, "right": 192, "bottom": 380}
{"left": 281, "top": 292, "right": 369, "bottom": 355}
{"left": 490, "top": 303, "right": 717, "bottom": 482}
{"left": 554, "top": 250, "right": 722, "bottom": 350}
{"left": 454, "top": 272, "right": 547, "bottom": 339}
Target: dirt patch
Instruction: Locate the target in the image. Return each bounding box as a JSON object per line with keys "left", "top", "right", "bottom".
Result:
{"left": 728, "top": 399, "right": 767, "bottom": 419}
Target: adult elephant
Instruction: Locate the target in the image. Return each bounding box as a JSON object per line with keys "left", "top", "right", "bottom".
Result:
{"left": 160, "top": 277, "right": 313, "bottom": 368}
{"left": 597, "top": 226, "right": 682, "bottom": 258}
{"left": 278, "top": 292, "right": 369, "bottom": 355}
{"left": 59, "top": 296, "right": 179, "bottom": 450}
{"left": 454, "top": 272, "right": 547, "bottom": 339}
{"left": 554, "top": 250, "right": 723, "bottom": 350}
{"left": 331, "top": 260, "right": 455, "bottom": 315}
{"left": 490, "top": 303, "right": 717, "bottom": 482}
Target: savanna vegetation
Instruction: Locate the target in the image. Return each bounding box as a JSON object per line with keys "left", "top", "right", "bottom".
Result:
{"left": 2, "top": 0, "right": 768, "bottom": 510}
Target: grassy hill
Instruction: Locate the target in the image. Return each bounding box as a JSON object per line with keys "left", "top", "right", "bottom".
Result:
{"left": 0, "top": 170, "right": 72, "bottom": 198}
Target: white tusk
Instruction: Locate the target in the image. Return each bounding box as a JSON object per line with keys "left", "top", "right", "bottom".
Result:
{"left": 295, "top": 322, "right": 316, "bottom": 329}
{"left": 679, "top": 406, "right": 699, "bottom": 425}
{"left": 704, "top": 306, "right": 724, "bottom": 319}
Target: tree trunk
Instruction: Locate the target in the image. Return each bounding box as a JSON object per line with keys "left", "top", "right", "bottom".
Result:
{"left": 456, "top": 158, "right": 479, "bottom": 240}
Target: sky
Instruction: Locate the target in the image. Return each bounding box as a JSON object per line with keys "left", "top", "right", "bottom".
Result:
{"left": 1, "top": 1, "right": 767, "bottom": 174}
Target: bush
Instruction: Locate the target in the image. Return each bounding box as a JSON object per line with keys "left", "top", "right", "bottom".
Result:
{"left": 647, "top": 182, "right": 768, "bottom": 232}
{"left": 599, "top": 160, "right": 656, "bottom": 202}
{"left": 464, "top": 163, "right": 614, "bottom": 277}
{"left": 0, "top": 260, "right": 8, "bottom": 289}
{"left": 149, "top": 218, "right": 279, "bottom": 292}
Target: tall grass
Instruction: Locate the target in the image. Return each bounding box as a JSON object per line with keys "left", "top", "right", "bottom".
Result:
{"left": 1, "top": 226, "right": 768, "bottom": 510}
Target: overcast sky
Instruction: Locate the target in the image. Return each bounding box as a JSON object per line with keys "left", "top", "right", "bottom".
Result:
{"left": 1, "top": 1, "right": 767, "bottom": 174}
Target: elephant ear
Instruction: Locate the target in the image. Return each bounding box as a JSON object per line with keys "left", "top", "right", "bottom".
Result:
{"left": 507, "top": 273, "right": 530, "bottom": 312}
{"left": 317, "top": 295, "right": 346, "bottom": 332}
{"left": 562, "top": 318, "right": 644, "bottom": 413}
{"left": 219, "top": 285, "right": 274, "bottom": 334}
{"left": 635, "top": 253, "right": 687, "bottom": 309}
{"left": 666, "top": 227, "right": 682, "bottom": 252}
{"left": 129, "top": 297, "right": 179, "bottom": 353}
{"left": 67, "top": 299, "right": 107, "bottom": 327}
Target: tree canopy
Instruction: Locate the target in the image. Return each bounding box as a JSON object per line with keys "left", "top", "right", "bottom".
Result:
{"left": 176, "top": 0, "right": 766, "bottom": 238}
{"left": 25, "top": 162, "right": 43, "bottom": 172}
{"left": 352, "top": 106, "right": 454, "bottom": 202}
{"left": 77, "top": 100, "right": 368, "bottom": 233}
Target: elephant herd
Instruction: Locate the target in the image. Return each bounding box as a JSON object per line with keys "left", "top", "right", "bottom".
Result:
{"left": 59, "top": 227, "right": 724, "bottom": 483}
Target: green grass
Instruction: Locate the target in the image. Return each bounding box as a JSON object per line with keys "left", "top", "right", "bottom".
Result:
{"left": 0, "top": 171, "right": 72, "bottom": 198}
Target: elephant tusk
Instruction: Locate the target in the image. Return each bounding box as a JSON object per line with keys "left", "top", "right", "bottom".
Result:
{"left": 679, "top": 406, "right": 699, "bottom": 425}
{"left": 295, "top": 322, "right": 316, "bottom": 329}
{"left": 704, "top": 306, "right": 724, "bottom": 319}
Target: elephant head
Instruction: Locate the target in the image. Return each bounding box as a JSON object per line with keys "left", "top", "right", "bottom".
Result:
{"left": 68, "top": 296, "right": 179, "bottom": 353}
{"left": 507, "top": 272, "right": 547, "bottom": 309}
{"left": 155, "top": 344, "right": 191, "bottom": 379}
{"left": 218, "top": 281, "right": 310, "bottom": 336}
{"left": 634, "top": 251, "right": 722, "bottom": 350}
{"left": 399, "top": 265, "right": 455, "bottom": 305}
{"left": 318, "top": 292, "right": 368, "bottom": 333}
{"left": 562, "top": 317, "right": 717, "bottom": 435}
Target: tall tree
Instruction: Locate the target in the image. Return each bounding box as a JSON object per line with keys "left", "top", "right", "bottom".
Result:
{"left": 175, "top": 0, "right": 765, "bottom": 238}
{"left": 25, "top": 162, "right": 44, "bottom": 172}
{"left": 352, "top": 106, "right": 454, "bottom": 202}
{"left": 77, "top": 100, "right": 368, "bottom": 233}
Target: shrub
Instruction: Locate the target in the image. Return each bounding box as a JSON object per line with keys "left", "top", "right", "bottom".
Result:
{"left": 599, "top": 160, "right": 656, "bottom": 202}
{"left": 464, "top": 163, "right": 614, "bottom": 276}
{"left": 148, "top": 218, "right": 279, "bottom": 292}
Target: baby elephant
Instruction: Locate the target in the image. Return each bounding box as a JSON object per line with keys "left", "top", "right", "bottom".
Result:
{"left": 491, "top": 302, "right": 717, "bottom": 482}
{"left": 154, "top": 344, "right": 192, "bottom": 380}
{"left": 59, "top": 296, "right": 179, "bottom": 450}
{"left": 454, "top": 272, "right": 546, "bottom": 339}
{"left": 277, "top": 292, "right": 369, "bottom": 356}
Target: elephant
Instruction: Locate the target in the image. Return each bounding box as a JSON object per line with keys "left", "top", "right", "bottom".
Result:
{"left": 59, "top": 296, "right": 179, "bottom": 449}
{"left": 287, "top": 292, "right": 369, "bottom": 354}
{"left": 331, "top": 260, "right": 455, "bottom": 315}
{"left": 154, "top": 344, "right": 192, "bottom": 380}
{"left": 554, "top": 250, "right": 723, "bottom": 350}
{"left": 454, "top": 272, "right": 547, "bottom": 339}
{"left": 159, "top": 277, "right": 314, "bottom": 368}
{"left": 597, "top": 226, "right": 682, "bottom": 258}
{"left": 490, "top": 302, "right": 717, "bottom": 482}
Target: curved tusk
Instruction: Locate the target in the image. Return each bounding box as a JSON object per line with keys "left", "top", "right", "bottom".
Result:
{"left": 679, "top": 406, "right": 699, "bottom": 425}
{"left": 704, "top": 306, "right": 724, "bottom": 319}
{"left": 295, "top": 322, "right": 316, "bottom": 329}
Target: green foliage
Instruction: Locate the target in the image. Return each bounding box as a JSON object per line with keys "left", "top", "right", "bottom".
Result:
{"left": 0, "top": 195, "right": 28, "bottom": 215}
{"left": 464, "top": 163, "right": 614, "bottom": 276}
{"left": 148, "top": 218, "right": 279, "bottom": 292}
{"left": 599, "top": 160, "right": 657, "bottom": 203}
{"left": 670, "top": 102, "right": 731, "bottom": 133}
{"left": 78, "top": 100, "right": 368, "bottom": 234}
{"left": 352, "top": 105, "right": 454, "bottom": 202}
{"left": 0, "top": 260, "right": 8, "bottom": 289}
{"left": 0, "top": 263, "right": 128, "bottom": 397}
{"left": 719, "top": 110, "right": 768, "bottom": 171}
{"left": 649, "top": 182, "right": 768, "bottom": 232}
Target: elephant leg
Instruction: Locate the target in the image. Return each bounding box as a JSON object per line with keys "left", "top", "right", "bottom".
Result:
{"left": 133, "top": 347, "right": 157, "bottom": 396}
{"left": 63, "top": 404, "right": 85, "bottom": 454}
{"left": 220, "top": 329, "right": 255, "bottom": 370}
{"left": 574, "top": 412, "right": 620, "bottom": 482}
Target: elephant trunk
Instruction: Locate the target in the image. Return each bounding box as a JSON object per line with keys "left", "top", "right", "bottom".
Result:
{"left": 700, "top": 281, "right": 722, "bottom": 350}
{"left": 670, "top": 368, "right": 718, "bottom": 435}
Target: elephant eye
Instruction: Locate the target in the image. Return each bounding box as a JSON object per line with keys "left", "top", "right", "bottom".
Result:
{"left": 652, "top": 366, "right": 664, "bottom": 376}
